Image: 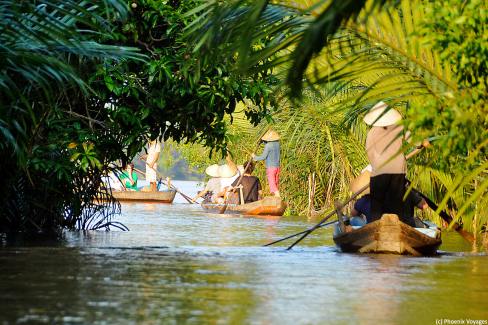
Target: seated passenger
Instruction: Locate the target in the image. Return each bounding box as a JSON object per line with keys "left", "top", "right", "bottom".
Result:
{"left": 192, "top": 164, "right": 221, "bottom": 203}
{"left": 216, "top": 163, "right": 239, "bottom": 203}
{"left": 348, "top": 166, "right": 372, "bottom": 226}
{"left": 350, "top": 194, "right": 370, "bottom": 226}
{"left": 229, "top": 160, "right": 262, "bottom": 204}
{"left": 120, "top": 163, "right": 138, "bottom": 191}
{"left": 349, "top": 166, "right": 428, "bottom": 227}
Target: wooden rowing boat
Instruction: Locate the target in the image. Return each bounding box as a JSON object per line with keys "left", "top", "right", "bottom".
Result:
{"left": 201, "top": 196, "right": 287, "bottom": 216}
{"left": 111, "top": 190, "right": 176, "bottom": 203}
{"left": 333, "top": 214, "right": 442, "bottom": 256}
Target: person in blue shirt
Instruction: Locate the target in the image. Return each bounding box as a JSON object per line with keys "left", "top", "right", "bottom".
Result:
{"left": 252, "top": 129, "right": 281, "bottom": 197}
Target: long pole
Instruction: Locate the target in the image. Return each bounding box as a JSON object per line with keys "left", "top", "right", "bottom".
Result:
{"left": 285, "top": 183, "right": 369, "bottom": 250}
{"left": 263, "top": 218, "right": 336, "bottom": 247}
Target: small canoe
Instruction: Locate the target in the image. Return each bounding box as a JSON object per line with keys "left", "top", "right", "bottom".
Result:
{"left": 201, "top": 196, "right": 287, "bottom": 216}
{"left": 111, "top": 190, "right": 176, "bottom": 203}
{"left": 333, "top": 214, "right": 441, "bottom": 256}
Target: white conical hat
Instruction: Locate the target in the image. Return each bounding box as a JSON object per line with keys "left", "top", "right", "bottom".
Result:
{"left": 205, "top": 164, "right": 220, "bottom": 177}
{"left": 363, "top": 101, "right": 402, "bottom": 127}
{"left": 261, "top": 129, "right": 280, "bottom": 141}
{"left": 218, "top": 164, "right": 238, "bottom": 178}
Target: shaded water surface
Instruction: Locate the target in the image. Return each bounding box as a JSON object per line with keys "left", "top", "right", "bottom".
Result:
{"left": 1, "top": 182, "right": 487, "bottom": 324}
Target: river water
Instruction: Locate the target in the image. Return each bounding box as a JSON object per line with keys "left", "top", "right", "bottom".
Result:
{"left": 1, "top": 181, "right": 487, "bottom": 325}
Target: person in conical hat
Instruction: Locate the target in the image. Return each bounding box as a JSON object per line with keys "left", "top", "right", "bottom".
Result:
{"left": 205, "top": 164, "right": 220, "bottom": 177}
{"left": 216, "top": 155, "right": 241, "bottom": 203}
{"left": 261, "top": 129, "right": 280, "bottom": 141}
{"left": 252, "top": 129, "right": 281, "bottom": 197}
{"left": 218, "top": 164, "right": 238, "bottom": 178}
{"left": 192, "top": 164, "right": 222, "bottom": 203}
{"left": 364, "top": 101, "right": 415, "bottom": 226}
{"left": 363, "top": 101, "right": 402, "bottom": 127}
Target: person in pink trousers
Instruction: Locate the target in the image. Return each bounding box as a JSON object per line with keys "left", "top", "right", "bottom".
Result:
{"left": 252, "top": 130, "right": 281, "bottom": 197}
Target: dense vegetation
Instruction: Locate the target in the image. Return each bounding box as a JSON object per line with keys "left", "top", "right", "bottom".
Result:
{"left": 0, "top": 0, "right": 275, "bottom": 238}
{"left": 1, "top": 0, "right": 485, "bottom": 245}
{"left": 186, "top": 0, "right": 487, "bottom": 239}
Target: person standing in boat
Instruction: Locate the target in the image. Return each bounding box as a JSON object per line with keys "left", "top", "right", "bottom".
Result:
{"left": 349, "top": 164, "right": 429, "bottom": 228}
{"left": 364, "top": 101, "right": 416, "bottom": 226}
{"left": 143, "top": 139, "right": 161, "bottom": 192}
{"left": 120, "top": 163, "right": 138, "bottom": 191}
{"left": 252, "top": 129, "right": 281, "bottom": 197}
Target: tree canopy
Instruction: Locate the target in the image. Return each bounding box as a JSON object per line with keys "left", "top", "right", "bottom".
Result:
{"left": 186, "top": 0, "right": 487, "bottom": 233}
{"left": 0, "top": 0, "right": 276, "bottom": 237}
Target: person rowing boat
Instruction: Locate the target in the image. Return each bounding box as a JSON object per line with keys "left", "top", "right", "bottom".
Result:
{"left": 364, "top": 101, "right": 430, "bottom": 227}
{"left": 252, "top": 129, "right": 281, "bottom": 197}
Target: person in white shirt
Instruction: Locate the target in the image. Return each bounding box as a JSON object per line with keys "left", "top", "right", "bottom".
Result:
{"left": 145, "top": 140, "right": 161, "bottom": 191}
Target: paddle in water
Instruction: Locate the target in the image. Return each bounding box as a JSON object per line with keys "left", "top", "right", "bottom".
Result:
{"left": 263, "top": 219, "right": 337, "bottom": 247}
{"left": 406, "top": 181, "right": 475, "bottom": 244}
{"left": 285, "top": 183, "right": 369, "bottom": 250}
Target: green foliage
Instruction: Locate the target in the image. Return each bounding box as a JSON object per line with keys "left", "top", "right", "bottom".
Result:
{"left": 186, "top": 0, "right": 488, "bottom": 237}
{"left": 96, "top": 0, "right": 277, "bottom": 152}
{"left": 177, "top": 91, "right": 367, "bottom": 215}
{"left": 419, "top": 0, "right": 487, "bottom": 92}
{"left": 188, "top": 0, "right": 391, "bottom": 97}
{"left": 0, "top": 0, "right": 140, "bottom": 236}
{"left": 0, "top": 0, "right": 277, "bottom": 237}
{"left": 406, "top": 0, "right": 488, "bottom": 232}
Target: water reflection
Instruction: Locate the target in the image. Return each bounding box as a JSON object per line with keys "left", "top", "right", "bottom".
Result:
{"left": 0, "top": 182, "right": 487, "bottom": 324}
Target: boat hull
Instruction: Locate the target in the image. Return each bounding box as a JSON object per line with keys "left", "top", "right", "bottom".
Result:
{"left": 333, "top": 214, "right": 442, "bottom": 256}
{"left": 111, "top": 190, "right": 176, "bottom": 203}
{"left": 201, "top": 196, "right": 286, "bottom": 216}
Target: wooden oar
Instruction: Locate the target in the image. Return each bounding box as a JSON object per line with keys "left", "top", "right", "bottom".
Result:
{"left": 263, "top": 219, "right": 338, "bottom": 247}
{"left": 408, "top": 185, "right": 475, "bottom": 243}
{"left": 160, "top": 178, "right": 194, "bottom": 204}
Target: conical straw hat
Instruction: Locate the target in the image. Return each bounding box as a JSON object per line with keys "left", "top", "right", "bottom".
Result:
{"left": 218, "top": 164, "right": 238, "bottom": 178}
{"left": 363, "top": 101, "right": 402, "bottom": 127}
{"left": 350, "top": 168, "right": 371, "bottom": 195}
{"left": 205, "top": 164, "right": 220, "bottom": 177}
{"left": 261, "top": 129, "right": 280, "bottom": 141}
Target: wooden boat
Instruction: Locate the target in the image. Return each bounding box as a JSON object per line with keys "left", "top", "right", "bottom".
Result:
{"left": 201, "top": 196, "right": 287, "bottom": 216}
{"left": 111, "top": 190, "right": 176, "bottom": 203}
{"left": 333, "top": 214, "right": 442, "bottom": 256}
